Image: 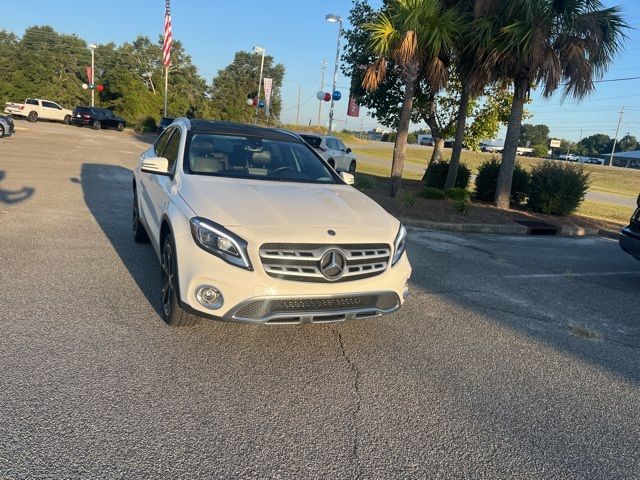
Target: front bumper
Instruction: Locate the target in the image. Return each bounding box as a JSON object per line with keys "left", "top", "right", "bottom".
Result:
{"left": 620, "top": 226, "right": 640, "bottom": 261}
{"left": 174, "top": 229, "right": 412, "bottom": 324}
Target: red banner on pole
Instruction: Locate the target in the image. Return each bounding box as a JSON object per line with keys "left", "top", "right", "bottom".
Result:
{"left": 347, "top": 95, "right": 360, "bottom": 117}
{"left": 86, "top": 66, "right": 93, "bottom": 84}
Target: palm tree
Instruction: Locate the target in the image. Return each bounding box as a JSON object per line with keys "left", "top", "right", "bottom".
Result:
{"left": 474, "top": 0, "right": 627, "bottom": 209}
{"left": 443, "top": 0, "right": 492, "bottom": 190}
{"left": 363, "top": 0, "right": 460, "bottom": 197}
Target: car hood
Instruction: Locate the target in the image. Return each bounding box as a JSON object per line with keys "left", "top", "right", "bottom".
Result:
{"left": 179, "top": 176, "right": 397, "bottom": 229}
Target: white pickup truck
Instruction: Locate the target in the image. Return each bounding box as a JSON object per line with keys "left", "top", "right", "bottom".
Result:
{"left": 4, "top": 98, "right": 73, "bottom": 124}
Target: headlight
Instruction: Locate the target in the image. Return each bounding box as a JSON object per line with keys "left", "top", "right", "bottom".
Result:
{"left": 189, "top": 217, "right": 252, "bottom": 270}
{"left": 391, "top": 224, "right": 407, "bottom": 266}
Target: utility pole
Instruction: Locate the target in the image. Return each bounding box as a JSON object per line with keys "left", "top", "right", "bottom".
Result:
{"left": 609, "top": 106, "right": 624, "bottom": 167}
{"left": 326, "top": 16, "right": 343, "bottom": 134}
{"left": 295, "top": 86, "right": 301, "bottom": 125}
{"left": 88, "top": 44, "right": 97, "bottom": 107}
{"left": 317, "top": 58, "right": 327, "bottom": 128}
{"left": 253, "top": 46, "right": 266, "bottom": 126}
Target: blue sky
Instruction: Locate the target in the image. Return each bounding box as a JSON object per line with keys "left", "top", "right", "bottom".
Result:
{"left": 3, "top": 0, "right": 639, "bottom": 142}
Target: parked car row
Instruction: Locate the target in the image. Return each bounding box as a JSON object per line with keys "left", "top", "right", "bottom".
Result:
{"left": 4, "top": 97, "right": 127, "bottom": 132}
{"left": 4, "top": 98, "right": 72, "bottom": 124}
{"left": 298, "top": 133, "right": 357, "bottom": 173}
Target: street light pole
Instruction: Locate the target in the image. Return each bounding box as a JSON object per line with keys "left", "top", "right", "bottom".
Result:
{"left": 88, "top": 44, "right": 97, "bottom": 107}
{"left": 325, "top": 14, "right": 343, "bottom": 134}
{"left": 253, "top": 46, "right": 266, "bottom": 126}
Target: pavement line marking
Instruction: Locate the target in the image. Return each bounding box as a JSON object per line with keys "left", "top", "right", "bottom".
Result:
{"left": 506, "top": 271, "right": 640, "bottom": 279}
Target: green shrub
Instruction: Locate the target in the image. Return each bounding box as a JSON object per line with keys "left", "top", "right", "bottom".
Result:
{"left": 401, "top": 193, "right": 416, "bottom": 208}
{"left": 135, "top": 116, "right": 157, "bottom": 134}
{"left": 445, "top": 187, "right": 469, "bottom": 202}
{"left": 420, "top": 187, "right": 446, "bottom": 199}
{"left": 454, "top": 197, "right": 469, "bottom": 215}
{"left": 475, "top": 158, "right": 530, "bottom": 205}
{"left": 528, "top": 162, "right": 590, "bottom": 215}
{"left": 423, "top": 160, "right": 471, "bottom": 190}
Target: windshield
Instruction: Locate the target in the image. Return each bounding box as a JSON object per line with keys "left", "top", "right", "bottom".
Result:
{"left": 185, "top": 133, "right": 338, "bottom": 184}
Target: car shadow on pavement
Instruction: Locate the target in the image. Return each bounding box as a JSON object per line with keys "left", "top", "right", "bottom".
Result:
{"left": 0, "top": 171, "right": 35, "bottom": 204}
{"left": 78, "top": 163, "right": 163, "bottom": 316}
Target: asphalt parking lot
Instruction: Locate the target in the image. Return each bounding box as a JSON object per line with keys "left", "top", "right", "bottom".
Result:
{"left": 1, "top": 122, "right": 639, "bottom": 479}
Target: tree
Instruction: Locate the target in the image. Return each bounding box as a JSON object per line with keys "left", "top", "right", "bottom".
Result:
{"left": 578, "top": 133, "right": 612, "bottom": 156}
{"left": 617, "top": 134, "right": 638, "bottom": 153}
{"left": 208, "top": 51, "right": 284, "bottom": 124}
{"left": 519, "top": 124, "right": 550, "bottom": 153}
{"left": 361, "top": 0, "right": 460, "bottom": 197}
{"left": 474, "top": 1, "right": 628, "bottom": 209}
{"left": 0, "top": 27, "right": 211, "bottom": 125}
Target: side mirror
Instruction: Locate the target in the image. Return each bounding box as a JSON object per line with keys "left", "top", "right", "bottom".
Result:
{"left": 340, "top": 171, "right": 355, "bottom": 185}
{"left": 141, "top": 157, "right": 170, "bottom": 175}
{"left": 346, "top": 148, "right": 352, "bottom": 154}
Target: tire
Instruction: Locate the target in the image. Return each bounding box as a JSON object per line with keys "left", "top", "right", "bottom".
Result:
{"left": 160, "top": 234, "right": 201, "bottom": 327}
{"left": 349, "top": 160, "right": 356, "bottom": 174}
{"left": 63, "top": 115, "right": 71, "bottom": 125}
{"left": 132, "top": 190, "right": 149, "bottom": 243}
{"left": 0, "top": 125, "right": 4, "bottom": 138}
{"left": 28, "top": 111, "right": 38, "bottom": 122}
{"left": 116, "top": 122, "right": 124, "bottom": 132}
{"left": 92, "top": 120, "right": 101, "bottom": 130}
{"left": 328, "top": 159, "right": 335, "bottom": 169}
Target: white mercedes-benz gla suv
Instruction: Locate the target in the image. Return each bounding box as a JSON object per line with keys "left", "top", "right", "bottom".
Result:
{"left": 133, "top": 119, "right": 411, "bottom": 326}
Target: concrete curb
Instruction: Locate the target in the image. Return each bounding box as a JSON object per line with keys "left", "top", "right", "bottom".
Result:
{"left": 403, "top": 218, "right": 607, "bottom": 237}
{"left": 402, "top": 218, "right": 528, "bottom": 235}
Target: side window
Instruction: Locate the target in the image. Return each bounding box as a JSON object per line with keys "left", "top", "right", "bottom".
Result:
{"left": 326, "top": 138, "right": 337, "bottom": 150}
{"left": 26, "top": 99, "right": 38, "bottom": 105}
{"left": 154, "top": 128, "right": 173, "bottom": 156}
{"left": 336, "top": 139, "right": 347, "bottom": 151}
{"left": 162, "top": 129, "right": 181, "bottom": 172}
{"left": 42, "top": 101, "right": 57, "bottom": 109}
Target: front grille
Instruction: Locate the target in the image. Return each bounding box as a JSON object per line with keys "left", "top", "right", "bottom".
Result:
{"left": 259, "top": 243, "right": 391, "bottom": 283}
{"left": 230, "top": 292, "right": 400, "bottom": 324}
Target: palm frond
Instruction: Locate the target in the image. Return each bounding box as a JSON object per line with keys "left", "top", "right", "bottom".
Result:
{"left": 362, "top": 57, "right": 388, "bottom": 92}
{"left": 363, "top": 13, "right": 398, "bottom": 58}
{"left": 394, "top": 30, "right": 417, "bottom": 66}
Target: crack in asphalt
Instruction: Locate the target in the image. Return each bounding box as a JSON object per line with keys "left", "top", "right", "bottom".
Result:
{"left": 331, "top": 327, "right": 362, "bottom": 479}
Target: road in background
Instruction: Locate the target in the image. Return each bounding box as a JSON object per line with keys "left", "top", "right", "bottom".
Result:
{"left": 1, "top": 122, "right": 639, "bottom": 478}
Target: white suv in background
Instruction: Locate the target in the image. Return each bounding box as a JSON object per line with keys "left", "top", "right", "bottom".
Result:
{"left": 133, "top": 119, "right": 411, "bottom": 326}
{"left": 299, "top": 133, "right": 357, "bottom": 174}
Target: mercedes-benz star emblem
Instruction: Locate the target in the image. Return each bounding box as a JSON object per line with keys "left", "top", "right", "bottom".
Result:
{"left": 319, "top": 249, "right": 347, "bottom": 281}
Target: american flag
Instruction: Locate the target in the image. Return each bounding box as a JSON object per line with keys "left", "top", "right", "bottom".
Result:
{"left": 162, "top": 0, "right": 172, "bottom": 67}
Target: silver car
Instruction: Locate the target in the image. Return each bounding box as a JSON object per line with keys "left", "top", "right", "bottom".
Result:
{"left": 0, "top": 114, "right": 15, "bottom": 138}
{"left": 299, "top": 134, "right": 357, "bottom": 173}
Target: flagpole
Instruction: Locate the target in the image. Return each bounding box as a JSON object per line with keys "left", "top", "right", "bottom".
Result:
{"left": 164, "top": 66, "right": 168, "bottom": 117}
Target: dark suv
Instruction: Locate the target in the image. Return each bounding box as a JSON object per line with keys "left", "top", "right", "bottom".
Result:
{"left": 71, "top": 106, "right": 126, "bottom": 131}
{"left": 620, "top": 194, "right": 640, "bottom": 261}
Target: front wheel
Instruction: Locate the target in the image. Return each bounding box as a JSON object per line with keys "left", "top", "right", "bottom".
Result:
{"left": 161, "top": 234, "right": 200, "bottom": 327}
{"left": 349, "top": 160, "right": 356, "bottom": 174}
{"left": 0, "top": 125, "right": 4, "bottom": 138}
{"left": 116, "top": 122, "right": 124, "bottom": 132}
{"left": 92, "top": 120, "right": 101, "bottom": 130}
{"left": 28, "top": 111, "right": 38, "bottom": 122}
{"left": 63, "top": 115, "right": 71, "bottom": 125}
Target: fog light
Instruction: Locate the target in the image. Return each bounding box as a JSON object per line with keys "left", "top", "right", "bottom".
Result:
{"left": 196, "top": 285, "right": 224, "bottom": 310}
